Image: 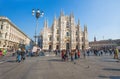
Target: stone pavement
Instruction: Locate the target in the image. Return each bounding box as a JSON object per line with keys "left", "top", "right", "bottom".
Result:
{"left": 0, "top": 55, "right": 120, "bottom": 79}
{"left": 0, "top": 52, "right": 14, "bottom": 64}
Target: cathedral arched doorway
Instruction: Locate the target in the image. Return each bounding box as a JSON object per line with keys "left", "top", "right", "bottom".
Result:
{"left": 82, "top": 45, "right": 84, "bottom": 50}
{"left": 76, "top": 45, "right": 78, "bottom": 50}
{"left": 66, "top": 43, "right": 70, "bottom": 50}
{"left": 49, "top": 45, "right": 52, "bottom": 50}
{"left": 56, "top": 45, "right": 59, "bottom": 50}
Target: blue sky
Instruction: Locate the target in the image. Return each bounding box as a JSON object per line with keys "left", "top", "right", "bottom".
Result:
{"left": 0, "top": 0, "right": 120, "bottom": 41}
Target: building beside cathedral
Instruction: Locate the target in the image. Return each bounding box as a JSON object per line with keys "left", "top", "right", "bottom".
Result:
{"left": 89, "top": 36, "right": 120, "bottom": 49}
{"left": 39, "top": 11, "right": 89, "bottom": 51}
{"left": 0, "top": 16, "right": 33, "bottom": 50}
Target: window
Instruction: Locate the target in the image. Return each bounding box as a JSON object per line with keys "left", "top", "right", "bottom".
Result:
{"left": 66, "top": 32, "right": 69, "bottom": 36}
{"left": 0, "top": 41, "right": 1, "bottom": 46}
{"left": 66, "top": 25, "right": 69, "bottom": 28}
{"left": 49, "top": 36, "right": 52, "bottom": 41}
{"left": 57, "top": 37, "right": 59, "bottom": 41}
{"left": 76, "top": 45, "right": 78, "bottom": 49}
{"left": 76, "top": 31, "right": 78, "bottom": 35}
{"left": 57, "top": 30, "right": 59, "bottom": 34}
{"left": 66, "top": 22, "right": 69, "bottom": 28}
{"left": 82, "top": 37, "right": 84, "bottom": 42}
{"left": 1, "top": 24, "right": 3, "bottom": 29}
{"left": 5, "top": 33, "right": 7, "bottom": 38}
{"left": 0, "top": 32, "right": 2, "bottom": 37}
{"left": 76, "top": 38, "right": 78, "bottom": 41}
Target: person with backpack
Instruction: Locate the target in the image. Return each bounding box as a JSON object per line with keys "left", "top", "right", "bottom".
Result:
{"left": 21, "top": 48, "right": 26, "bottom": 61}
{"left": 16, "top": 48, "right": 21, "bottom": 63}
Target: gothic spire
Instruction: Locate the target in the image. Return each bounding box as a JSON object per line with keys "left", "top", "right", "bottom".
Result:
{"left": 44, "top": 18, "right": 48, "bottom": 28}
{"left": 60, "top": 9, "right": 64, "bottom": 16}
{"left": 53, "top": 15, "right": 57, "bottom": 25}
{"left": 77, "top": 19, "right": 81, "bottom": 31}
{"left": 78, "top": 19, "right": 80, "bottom": 26}
{"left": 70, "top": 12, "right": 74, "bottom": 17}
{"left": 54, "top": 15, "right": 57, "bottom": 21}
{"left": 84, "top": 24, "right": 87, "bottom": 32}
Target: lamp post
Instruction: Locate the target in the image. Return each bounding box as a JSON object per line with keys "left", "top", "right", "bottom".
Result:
{"left": 32, "top": 9, "right": 44, "bottom": 45}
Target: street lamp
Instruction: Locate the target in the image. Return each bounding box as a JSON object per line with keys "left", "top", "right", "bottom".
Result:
{"left": 32, "top": 9, "right": 44, "bottom": 45}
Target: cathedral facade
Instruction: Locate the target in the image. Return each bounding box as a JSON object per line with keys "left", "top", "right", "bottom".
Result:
{"left": 39, "top": 11, "right": 89, "bottom": 51}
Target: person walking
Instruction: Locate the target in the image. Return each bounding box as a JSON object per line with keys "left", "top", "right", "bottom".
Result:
{"left": 61, "top": 50, "right": 65, "bottom": 61}
{"left": 75, "top": 50, "right": 78, "bottom": 60}
{"left": 28, "top": 49, "right": 32, "bottom": 57}
{"left": 114, "top": 48, "right": 119, "bottom": 59}
{"left": 78, "top": 50, "right": 80, "bottom": 58}
{"left": 70, "top": 50, "right": 74, "bottom": 61}
{"left": 83, "top": 49, "right": 86, "bottom": 59}
{"left": 64, "top": 50, "right": 69, "bottom": 61}
{"left": 0, "top": 49, "right": 2, "bottom": 56}
{"left": 21, "top": 48, "right": 26, "bottom": 61}
{"left": 16, "top": 48, "right": 21, "bottom": 63}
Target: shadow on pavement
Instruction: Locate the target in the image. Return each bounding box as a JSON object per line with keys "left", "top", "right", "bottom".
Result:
{"left": 48, "top": 59, "right": 63, "bottom": 62}
{"left": 6, "top": 60, "right": 16, "bottom": 63}
{"left": 109, "top": 76, "right": 120, "bottom": 79}
{"left": 98, "top": 76, "right": 108, "bottom": 78}
{"left": 102, "top": 60, "right": 119, "bottom": 62}
{"left": 101, "top": 58, "right": 119, "bottom": 62}
{"left": 98, "top": 76, "right": 120, "bottom": 79}
{"left": 103, "top": 68, "right": 120, "bottom": 71}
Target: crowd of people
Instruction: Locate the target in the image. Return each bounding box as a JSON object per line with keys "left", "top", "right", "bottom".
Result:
{"left": 61, "top": 49, "right": 81, "bottom": 62}
{"left": 54, "top": 47, "right": 120, "bottom": 62}
{"left": 14, "top": 46, "right": 120, "bottom": 63}
{"left": 0, "top": 46, "right": 120, "bottom": 63}
{"left": 88, "top": 48, "right": 120, "bottom": 59}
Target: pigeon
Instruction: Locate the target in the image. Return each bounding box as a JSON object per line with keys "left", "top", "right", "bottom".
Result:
{"left": 74, "top": 62, "right": 76, "bottom": 64}
{"left": 87, "top": 66, "right": 90, "bottom": 68}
